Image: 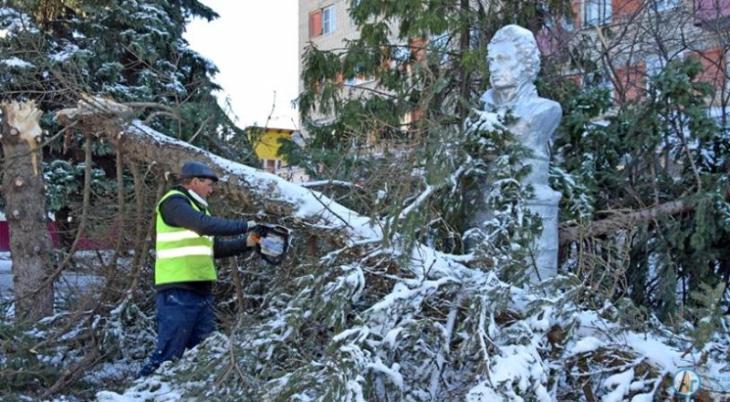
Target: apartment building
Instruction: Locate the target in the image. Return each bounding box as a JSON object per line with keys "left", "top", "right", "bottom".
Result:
{"left": 300, "top": 0, "right": 730, "bottom": 129}
{"left": 541, "top": 0, "right": 730, "bottom": 113}
{"left": 298, "top": 0, "right": 359, "bottom": 102}
{"left": 298, "top": 0, "right": 406, "bottom": 133}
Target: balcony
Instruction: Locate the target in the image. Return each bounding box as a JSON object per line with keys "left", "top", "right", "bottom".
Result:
{"left": 694, "top": 0, "right": 730, "bottom": 30}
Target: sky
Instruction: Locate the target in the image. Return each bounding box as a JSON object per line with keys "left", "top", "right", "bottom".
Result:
{"left": 185, "top": 1, "right": 300, "bottom": 130}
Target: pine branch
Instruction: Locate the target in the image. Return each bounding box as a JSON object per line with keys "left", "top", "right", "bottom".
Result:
{"left": 559, "top": 195, "right": 704, "bottom": 245}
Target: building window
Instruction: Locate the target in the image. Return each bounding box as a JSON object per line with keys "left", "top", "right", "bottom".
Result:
{"left": 322, "top": 5, "right": 336, "bottom": 34}
{"left": 264, "top": 159, "right": 281, "bottom": 173}
{"left": 584, "top": 0, "right": 612, "bottom": 26}
{"left": 708, "top": 106, "right": 730, "bottom": 137}
{"left": 585, "top": 69, "right": 614, "bottom": 95}
{"left": 309, "top": 5, "right": 335, "bottom": 38}
{"left": 645, "top": 55, "right": 665, "bottom": 78}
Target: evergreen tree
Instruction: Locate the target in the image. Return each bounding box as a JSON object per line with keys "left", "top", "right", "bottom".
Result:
{"left": 0, "top": 0, "right": 256, "bottom": 252}
{"left": 554, "top": 57, "right": 730, "bottom": 321}
{"left": 0, "top": 0, "right": 254, "bottom": 160}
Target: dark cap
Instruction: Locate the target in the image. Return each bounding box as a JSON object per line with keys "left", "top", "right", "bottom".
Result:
{"left": 179, "top": 161, "right": 219, "bottom": 182}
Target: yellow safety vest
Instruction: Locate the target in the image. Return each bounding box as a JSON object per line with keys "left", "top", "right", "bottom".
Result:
{"left": 154, "top": 190, "right": 216, "bottom": 285}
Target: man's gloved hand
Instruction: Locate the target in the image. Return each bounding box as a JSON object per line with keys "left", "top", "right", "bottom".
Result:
{"left": 245, "top": 220, "right": 260, "bottom": 247}
{"left": 246, "top": 233, "right": 258, "bottom": 248}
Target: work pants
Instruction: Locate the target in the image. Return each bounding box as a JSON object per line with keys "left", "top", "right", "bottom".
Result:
{"left": 139, "top": 288, "right": 215, "bottom": 377}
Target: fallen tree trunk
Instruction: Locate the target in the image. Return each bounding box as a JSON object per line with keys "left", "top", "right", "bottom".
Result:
{"left": 57, "top": 97, "right": 713, "bottom": 250}
{"left": 559, "top": 197, "right": 698, "bottom": 245}
{"left": 55, "top": 96, "right": 378, "bottom": 241}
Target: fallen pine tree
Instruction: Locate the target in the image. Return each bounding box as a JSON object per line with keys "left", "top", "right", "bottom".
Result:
{"left": 53, "top": 97, "right": 730, "bottom": 401}
{"left": 0, "top": 96, "right": 725, "bottom": 401}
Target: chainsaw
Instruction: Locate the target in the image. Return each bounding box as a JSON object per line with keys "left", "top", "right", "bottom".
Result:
{"left": 250, "top": 223, "right": 292, "bottom": 265}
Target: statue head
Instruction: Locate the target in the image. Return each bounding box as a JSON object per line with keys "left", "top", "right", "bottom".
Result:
{"left": 487, "top": 25, "right": 540, "bottom": 91}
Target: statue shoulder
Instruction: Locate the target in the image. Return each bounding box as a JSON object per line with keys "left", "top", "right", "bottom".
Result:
{"left": 531, "top": 97, "right": 562, "bottom": 117}
{"left": 514, "top": 96, "right": 561, "bottom": 123}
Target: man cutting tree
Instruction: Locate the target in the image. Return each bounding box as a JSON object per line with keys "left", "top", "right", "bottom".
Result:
{"left": 139, "top": 161, "right": 260, "bottom": 377}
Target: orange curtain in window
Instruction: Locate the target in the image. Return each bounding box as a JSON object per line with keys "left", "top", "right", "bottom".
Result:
{"left": 613, "top": 0, "right": 641, "bottom": 20}
{"left": 694, "top": 48, "right": 726, "bottom": 90}
{"left": 309, "top": 10, "right": 322, "bottom": 38}
{"left": 615, "top": 63, "right": 646, "bottom": 103}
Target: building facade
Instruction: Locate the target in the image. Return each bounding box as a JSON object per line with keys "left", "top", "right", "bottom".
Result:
{"left": 298, "top": 0, "right": 360, "bottom": 100}
{"left": 249, "top": 126, "right": 309, "bottom": 182}
{"left": 540, "top": 0, "right": 730, "bottom": 113}
{"left": 299, "top": 0, "right": 730, "bottom": 133}
{"left": 298, "top": 0, "right": 404, "bottom": 133}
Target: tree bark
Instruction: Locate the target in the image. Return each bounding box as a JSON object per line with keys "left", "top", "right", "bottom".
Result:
{"left": 1, "top": 101, "right": 54, "bottom": 321}
{"left": 559, "top": 198, "right": 694, "bottom": 245}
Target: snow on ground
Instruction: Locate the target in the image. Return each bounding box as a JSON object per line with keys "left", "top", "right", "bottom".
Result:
{"left": 96, "top": 379, "right": 183, "bottom": 402}
{"left": 0, "top": 252, "right": 106, "bottom": 298}
{"left": 568, "top": 336, "right": 604, "bottom": 355}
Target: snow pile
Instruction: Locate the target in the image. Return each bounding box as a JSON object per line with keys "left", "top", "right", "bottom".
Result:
{"left": 49, "top": 43, "right": 81, "bottom": 63}
{"left": 96, "top": 379, "right": 183, "bottom": 402}
{"left": 0, "top": 56, "right": 33, "bottom": 68}
{"left": 0, "top": 6, "right": 35, "bottom": 38}
{"left": 96, "top": 236, "right": 729, "bottom": 401}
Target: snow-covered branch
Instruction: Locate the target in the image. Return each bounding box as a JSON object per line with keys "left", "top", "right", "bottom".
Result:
{"left": 56, "top": 97, "right": 380, "bottom": 241}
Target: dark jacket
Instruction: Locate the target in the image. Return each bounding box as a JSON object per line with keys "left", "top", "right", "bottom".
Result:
{"left": 156, "top": 186, "right": 251, "bottom": 294}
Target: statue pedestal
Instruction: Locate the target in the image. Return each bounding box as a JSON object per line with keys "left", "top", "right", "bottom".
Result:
{"left": 526, "top": 184, "right": 561, "bottom": 282}
{"left": 522, "top": 157, "right": 560, "bottom": 282}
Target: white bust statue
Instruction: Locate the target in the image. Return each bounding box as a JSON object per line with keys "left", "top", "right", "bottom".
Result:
{"left": 479, "top": 24, "right": 563, "bottom": 281}
{"left": 481, "top": 24, "right": 562, "bottom": 186}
